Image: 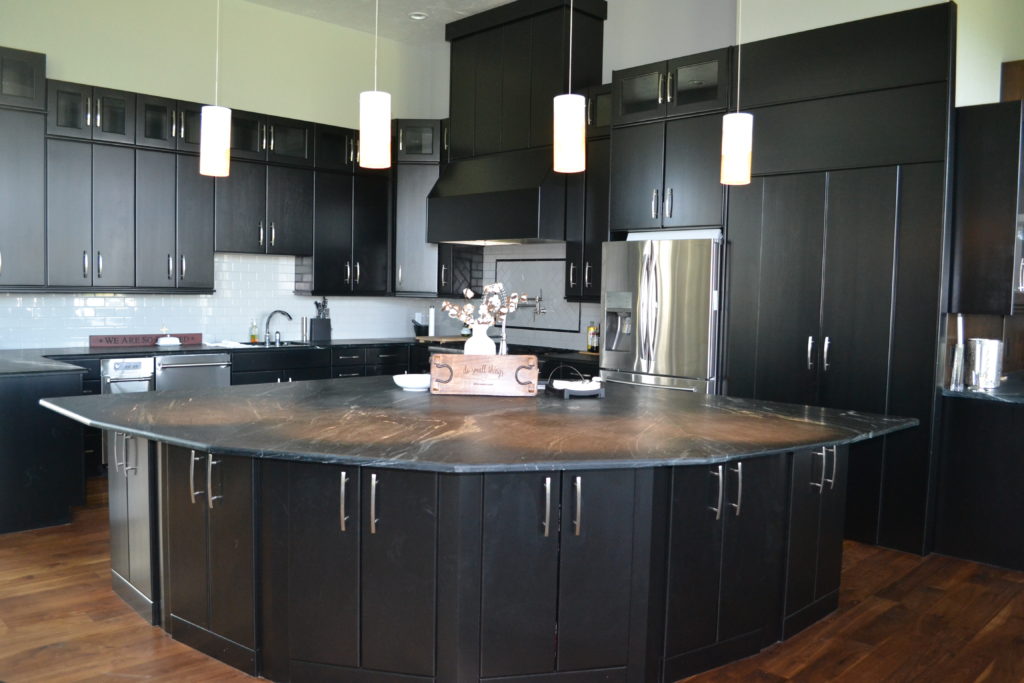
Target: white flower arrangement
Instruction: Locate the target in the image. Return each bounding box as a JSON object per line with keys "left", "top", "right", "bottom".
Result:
{"left": 441, "top": 283, "right": 527, "bottom": 327}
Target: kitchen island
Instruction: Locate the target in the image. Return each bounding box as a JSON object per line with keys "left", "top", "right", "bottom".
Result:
{"left": 42, "top": 377, "right": 915, "bottom": 683}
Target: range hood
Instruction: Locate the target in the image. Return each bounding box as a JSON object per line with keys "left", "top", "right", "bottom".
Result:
{"left": 426, "top": 148, "right": 567, "bottom": 245}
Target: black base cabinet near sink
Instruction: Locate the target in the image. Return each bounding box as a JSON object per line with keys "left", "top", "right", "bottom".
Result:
{"left": 156, "top": 445, "right": 852, "bottom": 682}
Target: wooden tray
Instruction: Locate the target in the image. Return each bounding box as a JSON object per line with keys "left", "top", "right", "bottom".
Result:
{"left": 429, "top": 354, "right": 539, "bottom": 397}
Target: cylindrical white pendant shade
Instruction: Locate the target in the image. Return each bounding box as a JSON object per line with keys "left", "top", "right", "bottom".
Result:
{"left": 359, "top": 90, "right": 391, "bottom": 169}
{"left": 199, "top": 105, "right": 232, "bottom": 177}
{"left": 553, "top": 93, "right": 586, "bottom": 173}
{"left": 720, "top": 112, "right": 753, "bottom": 185}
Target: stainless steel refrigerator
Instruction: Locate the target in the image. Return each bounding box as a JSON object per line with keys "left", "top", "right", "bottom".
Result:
{"left": 600, "top": 231, "right": 722, "bottom": 392}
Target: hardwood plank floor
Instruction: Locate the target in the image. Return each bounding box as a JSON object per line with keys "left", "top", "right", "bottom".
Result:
{"left": 2, "top": 479, "right": 1023, "bottom": 682}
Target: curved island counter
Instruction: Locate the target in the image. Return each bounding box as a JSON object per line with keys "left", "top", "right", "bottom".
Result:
{"left": 42, "top": 376, "right": 915, "bottom": 683}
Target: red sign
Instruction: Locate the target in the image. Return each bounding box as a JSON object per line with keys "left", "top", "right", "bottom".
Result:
{"left": 89, "top": 333, "right": 203, "bottom": 347}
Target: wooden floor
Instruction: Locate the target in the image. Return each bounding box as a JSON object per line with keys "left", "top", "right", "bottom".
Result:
{"left": 1, "top": 483, "right": 1023, "bottom": 683}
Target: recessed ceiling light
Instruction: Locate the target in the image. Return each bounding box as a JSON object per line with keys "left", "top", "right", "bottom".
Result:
{"left": 409, "top": 11, "right": 428, "bottom": 20}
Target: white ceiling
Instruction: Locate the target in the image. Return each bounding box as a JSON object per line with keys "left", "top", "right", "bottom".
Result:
{"left": 244, "top": 0, "right": 516, "bottom": 45}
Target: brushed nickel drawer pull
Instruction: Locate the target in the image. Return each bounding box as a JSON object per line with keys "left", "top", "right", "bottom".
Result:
{"left": 370, "top": 473, "right": 379, "bottom": 534}
{"left": 339, "top": 471, "right": 349, "bottom": 532}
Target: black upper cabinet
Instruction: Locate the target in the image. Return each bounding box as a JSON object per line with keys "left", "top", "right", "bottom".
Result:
{"left": 0, "top": 109, "right": 45, "bottom": 286}
{"left": 612, "top": 48, "right": 731, "bottom": 126}
{"left": 266, "top": 165, "right": 314, "bottom": 255}
{"left": 583, "top": 83, "right": 612, "bottom": 139}
{"left": 314, "top": 124, "right": 357, "bottom": 173}
{"left": 951, "top": 101, "right": 1024, "bottom": 315}
{"left": 394, "top": 119, "right": 441, "bottom": 164}
{"left": 214, "top": 161, "right": 313, "bottom": 256}
{"left": 448, "top": 33, "right": 479, "bottom": 160}
{"left": 0, "top": 46, "right": 45, "bottom": 111}
{"left": 394, "top": 163, "right": 440, "bottom": 295}
{"left": 135, "top": 96, "right": 202, "bottom": 152}
{"left": 437, "top": 244, "right": 483, "bottom": 296}
{"left": 46, "top": 80, "right": 135, "bottom": 144}
{"left": 230, "top": 110, "right": 313, "bottom": 166}
{"left": 312, "top": 171, "right": 354, "bottom": 294}
{"left": 176, "top": 154, "right": 215, "bottom": 289}
{"left": 609, "top": 114, "right": 722, "bottom": 231}
{"left": 351, "top": 173, "right": 390, "bottom": 294}
{"left": 135, "top": 150, "right": 177, "bottom": 288}
{"left": 229, "top": 110, "right": 266, "bottom": 161}
{"left": 565, "top": 137, "right": 609, "bottom": 301}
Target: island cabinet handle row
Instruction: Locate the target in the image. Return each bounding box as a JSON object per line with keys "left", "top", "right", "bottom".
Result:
{"left": 186, "top": 449, "right": 223, "bottom": 507}
{"left": 709, "top": 463, "right": 748, "bottom": 519}
{"left": 339, "top": 470, "right": 349, "bottom": 532}
{"left": 809, "top": 446, "right": 840, "bottom": 493}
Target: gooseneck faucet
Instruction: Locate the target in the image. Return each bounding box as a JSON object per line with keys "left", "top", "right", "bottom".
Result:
{"left": 265, "top": 309, "right": 293, "bottom": 346}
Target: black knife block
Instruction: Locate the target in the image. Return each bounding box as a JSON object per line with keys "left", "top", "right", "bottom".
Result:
{"left": 309, "top": 318, "right": 331, "bottom": 343}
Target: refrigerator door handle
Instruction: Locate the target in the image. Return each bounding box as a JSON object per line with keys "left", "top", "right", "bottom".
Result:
{"left": 650, "top": 249, "right": 661, "bottom": 362}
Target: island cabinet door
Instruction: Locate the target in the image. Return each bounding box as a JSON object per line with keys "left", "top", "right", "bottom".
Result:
{"left": 286, "top": 463, "right": 360, "bottom": 668}
{"left": 360, "top": 468, "right": 438, "bottom": 677}
{"left": 165, "top": 447, "right": 211, "bottom": 629}
{"left": 207, "top": 454, "right": 256, "bottom": 650}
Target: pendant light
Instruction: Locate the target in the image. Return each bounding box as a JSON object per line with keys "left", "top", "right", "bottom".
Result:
{"left": 553, "top": 0, "right": 585, "bottom": 173}
{"left": 359, "top": 0, "right": 391, "bottom": 169}
{"left": 200, "top": 0, "right": 231, "bottom": 177}
{"left": 720, "top": 0, "right": 752, "bottom": 186}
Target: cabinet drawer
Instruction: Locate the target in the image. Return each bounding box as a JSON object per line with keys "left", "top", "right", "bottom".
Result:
{"left": 231, "top": 370, "right": 281, "bottom": 385}
{"left": 333, "top": 368, "right": 367, "bottom": 379}
{"left": 365, "top": 346, "right": 410, "bottom": 365}
{"left": 284, "top": 366, "right": 331, "bottom": 383}
{"left": 232, "top": 348, "right": 331, "bottom": 373}
{"left": 365, "top": 363, "right": 409, "bottom": 376}
{"left": 332, "top": 348, "right": 366, "bottom": 366}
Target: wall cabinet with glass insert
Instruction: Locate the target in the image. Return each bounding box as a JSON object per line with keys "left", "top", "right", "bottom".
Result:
{"left": 230, "top": 110, "right": 313, "bottom": 167}
{"left": 135, "top": 96, "right": 202, "bottom": 152}
{"left": 46, "top": 80, "right": 135, "bottom": 143}
{"left": 612, "top": 48, "right": 731, "bottom": 126}
{"left": 394, "top": 119, "right": 440, "bottom": 164}
{"left": 0, "top": 46, "right": 45, "bottom": 111}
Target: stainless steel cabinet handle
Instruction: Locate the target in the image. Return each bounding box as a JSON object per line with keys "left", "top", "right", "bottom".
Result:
{"left": 355, "top": 138, "right": 360, "bottom": 163}
{"left": 96, "top": 251, "right": 103, "bottom": 278}
{"left": 261, "top": 123, "right": 267, "bottom": 151}
{"left": 82, "top": 251, "right": 89, "bottom": 279}
{"left": 270, "top": 222, "right": 276, "bottom": 247}
{"left": 336, "top": 354, "right": 360, "bottom": 360}
{"left": 584, "top": 262, "right": 593, "bottom": 289}
{"left": 810, "top": 448, "right": 826, "bottom": 491}
{"left": 161, "top": 361, "right": 231, "bottom": 370}
{"left": 189, "top": 450, "right": 204, "bottom": 503}
{"left": 270, "top": 124, "right": 275, "bottom": 151}
{"left": 0, "top": 249, "right": 3, "bottom": 276}
{"left": 85, "top": 96, "right": 92, "bottom": 126}
{"left": 167, "top": 254, "right": 173, "bottom": 280}
{"left": 665, "top": 188, "right": 674, "bottom": 218}
{"left": 122, "top": 434, "right": 137, "bottom": 474}
{"left": 336, "top": 372, "right": 360, "bottom": 378}
{"left": 112, "top": 432, "right": 125, "bottom": 472}
{"left": 657, "top": 73, "right": 664, "bottom": 104}
{"left": 729, "top": 462, "right": 744, "bottom": 516}
{"left": 587, "top": 97, "right": 593, "bottom": 125}
{"left": 823, "top": 336, "right": 831, "bottom": 371}
{"left": 542, "top": 476, "right": 552, "bottom": 537}
{"left": 259, "top": 221, "right": 265, "bottom": 247}
{"left": 180, "top": 111, "right": 186, "bottom": 139}
{"left": 347, "top": 136, "right": 355, "bottom": 163}
{"left": 440, "top": 264, "right": 447, "bottom": 287}
{"left": 180, "top": 254, "right": 187, "bottom": 280}
{"left": 95, "top": 98, "right": 102, "bottom": 128}
{"left": 709, "top": 465, "right": 724, "bottom": 520}
{"left": 806, "top": 336, "right": 815, "bottom": 370}
{"left": 443, "top": 126, "right": 448, "bottom": 151}
{"left": 339, "top": 471, "right": 349, "bottom": 532}
{"left": 568, "top": 261, "right": 576, "bottom": 287}
{"left": 825, "top": 446, "right": 838, "bottom": 490}
{"left": 1018, "top": 257, "right": 1024, "bottom": 293}
{"left": 397, "top": 265, "right": 403, "bottom": 285}
{"left": 378, "top": 353, "right": 398, "bottom": 359}
{"left": 370, "top": 473, "right": 379, "bottom": 534}
{"left": 207, "top": 454, "right": 222, "bottom": 509}
{"left": 398, "top": 128, "right": 404, "bottom": 151}
{"left": 171, "top": 110, "right": 177, "bottom": 138}
{"left": 651, "top": 189, "right": 659, "bottom": 219}
{"left": 573, "top": 476, "right": 582, "bottom": 536}
{"left": 345, "top": 261, "right": 351, "bottom": 284}
{"left": 666, "top": 72, "right": 673, "bottom": 103}
{"left": 355, "top": 262, "right": 361, "bottom": 285}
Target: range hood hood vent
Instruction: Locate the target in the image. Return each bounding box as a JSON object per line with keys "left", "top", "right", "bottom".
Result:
{"left": 427, "top": 148, "right": 567, "bottom": 245}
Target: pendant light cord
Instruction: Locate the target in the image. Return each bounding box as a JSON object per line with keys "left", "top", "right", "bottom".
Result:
{"left": 374, "top": 0, "right": 379, "bottom": 91}
{"left": 735, "top": 0, "right": 742, "bottom": 113}
{"left": 567, "top": 0, "right": 574, "bottom": 93}
{"left": 214, "top": 0, "right": 221, "bottom": 105}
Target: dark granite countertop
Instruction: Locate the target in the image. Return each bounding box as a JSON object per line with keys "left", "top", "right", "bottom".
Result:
{"left": 941, "top": 371, "right": 1024, "bottom": 405}
{"left": 40, "top": 376, "right": 917, "bottom": 473}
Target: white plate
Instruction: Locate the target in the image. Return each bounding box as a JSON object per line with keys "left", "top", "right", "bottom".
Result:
{"left": 393, "top": 374, "right": 431, "bottom": 391}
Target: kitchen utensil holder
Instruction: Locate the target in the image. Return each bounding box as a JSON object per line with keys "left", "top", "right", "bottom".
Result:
{"left": 309, "top": 318, "right": 332, "bottom": 343}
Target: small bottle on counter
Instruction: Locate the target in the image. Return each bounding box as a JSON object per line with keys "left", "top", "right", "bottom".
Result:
{"left": 586, "top": 321, "right": 600, "bottom": 352}
{"left": 249, "top": 319, "right": 258, "bottom": 343}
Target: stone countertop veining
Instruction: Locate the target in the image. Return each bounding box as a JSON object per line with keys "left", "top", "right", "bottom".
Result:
{"left": 40, "top": 376, "right": 917, "bottom": 473}
{"left": 941, "top": 371, "right": 1024, "bottom": 405}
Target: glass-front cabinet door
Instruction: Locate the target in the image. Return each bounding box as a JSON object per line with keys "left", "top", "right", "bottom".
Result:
{"left": 231, "top": 110, "right": 267, "bottom": 161}
{"left": 314, "top": 124, "right": 356, "bottom": 173}
{"left": 176, "top": 101, "right": 203, "bottom": 153}
{"left": 612, "top": 61, "right": 667, "bottom": 126}
{"left": 267, "top": 116, "right": 313, "bottom": 167}
{"left": 92, "top": 87, "right": 135, "bottom": 143}
{"left": 47, "top": 81, "right": 134, "bottom": 143}
{"left": 585, "top": 85, "right": 612, "bottom": 139}
{"left": 0, "top": 46, "right": 45, "bottom": 111}
{"left": 395, "top": 119, "right": 440, "bottom": 163}
{"left": 666, "top": 48, "right": 731, "bottom": 117}
{"left": 136, "top": 95, "right": 176, "bottom": 150}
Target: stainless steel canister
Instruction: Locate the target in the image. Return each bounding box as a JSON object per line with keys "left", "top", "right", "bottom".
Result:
{"left": 966, "top": 338, "right": 1003, "bottom": 390}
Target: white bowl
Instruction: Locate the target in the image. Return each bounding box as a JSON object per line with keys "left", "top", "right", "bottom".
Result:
{"left": 393, "top": 373, "right": 431, "bottom": 391}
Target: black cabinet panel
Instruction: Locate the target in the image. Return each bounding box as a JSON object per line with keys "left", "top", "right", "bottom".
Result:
{"left": 723, "top": 178, "right": 763, "bottom": 399}
{"left": 665, "top": 48, "right": 731, "bottom": 117}
{"left": 47, "top": 81, "right": 92, "bottom": 140}
{"left": 609, "top": 122, "right": 664, "bottom": 230}
{"left": 0, "top": 46, "right": 45, "bottom": 111}
{"left": 474, "top": 29, "right": 503, "bottom": 157}
{"left": 361, "top": 468, "right": 437, "bottom": 677}
{"left": 352, "top": 174, "right": 390, "bottom": 294}
{"left": 449, "top": 34, "right": 480, "bottom": 160}
{"left": 165, "top": 447, "right": 210, "bottom": 628}
{"left": 612, "top": 61, "right": 665, "bottom": 126}
{"left": 267, "top": 166, "right": 314, "bottom": 256}
{"left": 784, "top": 449, "right": 821, "bottom": 616}
{"left": 739, "top": 3, "right": 952, "bottom": 108}
{"left": 0, "top": 109, "right": 45, "bottom": 285}
{"left": 313, "top": 171, "right": 354, "bottom": 294}
{"left": 395, "top": 119, "right": 441, "bottom": 164}
{"left": 46, "top": 140, "right": 93, "bottom": 286}
{"left": 582, "top": 137, "right": 610, "bottom": 299}
{"left": 230, "top": 110, "right": 267, "bottom": 161}
{"left": 207, "top": 456, "right": 255, "bottom": 649}
{"left": 176, "top": 155, "right": 215, "bottom": 289}
{"left": 92, "top": 87, "right": 135, "bottom": 144}
{"left": 501, "top": 22, "right": 532, "bottom": 151}
{"left": 91, "top": 144, "right": 136, "bottom": 287}
{"left": 817, "top": 447, "right": 848, "bottom": 599}
{"left": 662, "top": 115, "right": 724, "bottom": 227}
{"left": 136, "top": 95, "right": 177, "bottom": 150}
{"left": 751, "top": 83, "right": 948, "bottom": 175}
{"left": 215, "top": 161, "right": 266, "bottom": 254}
{"left": 135, "top": 150, "right": 177, "bottom": 288}
{"left": 267, "top": 116, "right": 313, "bottom": 167}
{"left": 288, "top": 463, "right": 360, "bottom": 667}
{"left": 315, "top": 124, "right": 356, "bottom": 172}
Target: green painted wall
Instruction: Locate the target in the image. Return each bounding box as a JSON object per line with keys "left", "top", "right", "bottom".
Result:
{"left": 0, "top": 0, "right": 449, "bottom": 126}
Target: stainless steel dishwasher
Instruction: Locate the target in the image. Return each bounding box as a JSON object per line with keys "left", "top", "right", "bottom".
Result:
{"left": 100, "top": 352, "right": 230, "bottom": 625}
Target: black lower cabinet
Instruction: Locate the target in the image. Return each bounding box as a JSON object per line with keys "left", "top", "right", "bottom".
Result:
{"left": 661, "top": 454, "right": 788, "bottom": 682}
{"left": 782, "top": 446, "right": 849, "bottom": 638}
{"left": 479, "top": 470, "right": 636, "bottom": 679}
{"left": 163, "top": 446, "right": 256, "bottom": 674}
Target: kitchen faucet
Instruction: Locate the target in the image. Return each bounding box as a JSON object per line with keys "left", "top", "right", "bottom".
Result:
{"left": 265, "top": 310, "right": 293, "bottom": 346}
